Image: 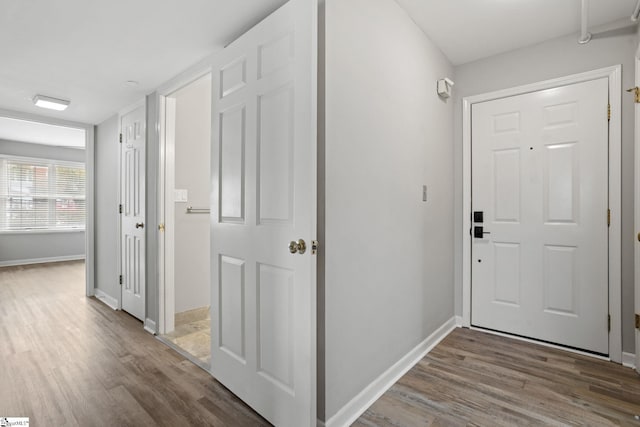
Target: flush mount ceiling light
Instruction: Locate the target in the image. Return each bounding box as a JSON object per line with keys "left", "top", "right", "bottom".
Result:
{"left": 32, "top": 94, "right": 70, "bottom": 111}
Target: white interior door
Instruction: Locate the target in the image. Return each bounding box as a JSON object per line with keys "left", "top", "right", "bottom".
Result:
{"left": 471, "top": 78, "right": 609, "bottom": 354}
{"left": 121, "top": 105, "right": 146, "bottom": 321}
{"left": 210, "top": 0, "right": 317, "bottom": 426}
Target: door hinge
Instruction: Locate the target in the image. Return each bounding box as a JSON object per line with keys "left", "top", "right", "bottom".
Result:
{"left": 119, "top": 275, "right": 123, "bottom": 285}
{"left": 119, "top": 133, "right": 123, "bottom": 143}
{"left": 607, "top": 103, "right": 611, "bottom": 121}
{"left": 636, "top": 313, "right": 639, "bottom": 329}
{"left": 607, "top": 209, "right": 611, "bottom": 227}
{"left": 119, "top": 204, "right": 123, "bottom": 214}
{"left": 608, "top": 314, "right": 611, "bottom": 332}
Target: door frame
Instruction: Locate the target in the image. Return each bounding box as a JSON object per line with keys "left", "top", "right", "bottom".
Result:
{"left": 155, "top": 59, "right": 212, "bottom": 335}
{"left": 634, "top": 54, "right": 640, "bottom": 371}
{"left": 0, "top": 108, "right": 95, "bottom": 297}
{"left": 462, "top": 65, "right": 622, "bottom": 363}
{"left": 118, "top": 99, "right": 147, "bottom": 313}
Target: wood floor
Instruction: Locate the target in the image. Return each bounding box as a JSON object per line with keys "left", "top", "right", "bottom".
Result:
{"left": 3, "top": 262, "right": 640, "bottom": 426}
{"left": 355, "top": 328, "right": 640, "bottom": 426}
{"left": 0, "top": 261, "right": 269, "bottom": 426}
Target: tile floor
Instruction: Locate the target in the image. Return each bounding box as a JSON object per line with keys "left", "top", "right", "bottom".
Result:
{"left": 162, "top": 306, "right": 211, "bottom": 366}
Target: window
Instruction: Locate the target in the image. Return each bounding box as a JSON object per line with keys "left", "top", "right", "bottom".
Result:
{"left": 0, "top": 156, "right": 86, "bottom": 231}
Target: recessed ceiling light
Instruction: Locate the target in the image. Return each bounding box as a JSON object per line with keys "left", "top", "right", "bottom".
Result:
{"left": 125, "top": 80, "right": 139, "bottom": 87}
{"left": 33, "top": 95, "right": 70, "bottom": 111}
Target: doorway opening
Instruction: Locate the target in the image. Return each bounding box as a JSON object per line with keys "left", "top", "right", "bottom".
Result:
{"left": 0, "top": 111, "right": 94, "bottom": 299}
{"left": 158, "top": 73, "right": 212, "bottom": 368}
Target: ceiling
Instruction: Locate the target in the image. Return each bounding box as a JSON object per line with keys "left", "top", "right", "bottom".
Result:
{"left": 0, "top": 117, "right": 86, "bottom": 148}
{"left": 0, "top": 0, "right": 287, "bottom": 125}
{"left": 0, "top": 0, "right": 637, "bottom": 126}
{"left": 394, "top": 0, "right": 638, "bottom": 66}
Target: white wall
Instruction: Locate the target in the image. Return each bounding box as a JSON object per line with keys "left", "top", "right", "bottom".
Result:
{"left": 0, "top": 139, "right": 86, "bottom": 266}
{"left": 94, "top": 114, "right": 120, "bottom": 302}
{"left": 171, "top": 75, "right": 211, "bottom": 313}
{"left": 321, "top": 0, "right": 455, "bottom": 420}
{"left": 453, "top": 24, "right": 638, "bottom": 353}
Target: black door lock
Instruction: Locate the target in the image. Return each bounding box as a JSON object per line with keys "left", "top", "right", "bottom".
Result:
{"left": 474, "top": 226, "right": 491, "bottom": 239}
{"left": 473, "top": 211, "right": 484, "bottom": 223}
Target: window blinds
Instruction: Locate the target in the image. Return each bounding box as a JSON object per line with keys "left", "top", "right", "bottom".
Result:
{"left": 0, "top": 156, "right": 86, "bottom": 231}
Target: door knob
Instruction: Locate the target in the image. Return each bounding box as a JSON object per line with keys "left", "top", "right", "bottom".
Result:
{"left": 136, "top": 222, "right": 145, "bottom": 229}
{"left": 288, "top": 239, "right": 306, "bottom": 254}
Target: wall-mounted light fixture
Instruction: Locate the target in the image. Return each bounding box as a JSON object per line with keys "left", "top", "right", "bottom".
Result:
{"left": 32, "top": 94, "right": 70, "bottom": 111}
{"left": 437, "top": 78, "right": 454, "bottom": 99}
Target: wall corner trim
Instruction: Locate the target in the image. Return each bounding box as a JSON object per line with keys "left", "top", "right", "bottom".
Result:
{"left": 94, "top": 288, "right": 119, "bottom": 311}
{"left": 144, "top": 318, "right": 157, "bottom": 335}
{"left": 325, "top": 317, "right": 458, "bottom": 427}
{"left": 622, "top": 352, "right": 636, "bottom": 369}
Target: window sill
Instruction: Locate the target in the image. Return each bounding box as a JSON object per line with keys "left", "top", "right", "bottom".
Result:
{"left": 0, "top": 228, "right": 85, "bottom": 235}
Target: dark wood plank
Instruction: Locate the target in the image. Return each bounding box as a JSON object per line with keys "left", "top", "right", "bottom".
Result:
{"left": 0, "top": 261, "right": 270, "bottom": 427}
{"left": 355, "top": 328, "right": 640, "bottom": 426}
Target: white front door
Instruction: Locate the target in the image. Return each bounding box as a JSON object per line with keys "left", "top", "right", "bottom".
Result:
{"left": 471, "top": 78, "right": 609, "bottom": 354}
{"left": 121, "top": 105, "right": 146, "bottom": 321}
{"left": 210, "top": 0, "right": 317, "bottom": 426}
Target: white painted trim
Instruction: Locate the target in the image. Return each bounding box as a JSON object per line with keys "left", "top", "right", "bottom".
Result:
{"left": 157, "top": 93, "right": 167, "bottom": 335}
{"left": 0, "top": 255, "right": 85, "bottom": 268}
{"left": 634, "top": 54, "right": 640, "bottom": 374}
{"left": 144, "top": 318, "right": 157, "bottom": 335}
{"left": 85, "top": 124, "right": 95, "bottom": 297}
{"left": 163, "top": 97, "right": 176, "bottom": 334}
{"left": 316, "top": 420, "right": 326, "bottom": 427}
{"left": 0, "top": 108, "right": 95, "bottom": 299}
{"left": 94, "top": 288, "right": 119, "bottom": 310}
{"left": 622, "top": 352, "right": 636, "bottom": 369}
{"left": 461, "top": 65, "right": 623, "bottom": 363}
{"left": 324, "top": 317, "right": 458, "bottom": 427}
{"left": 455, "top": 315, "right": 464, "bottom": 327}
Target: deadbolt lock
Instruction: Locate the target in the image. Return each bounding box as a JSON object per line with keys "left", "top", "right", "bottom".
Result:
{"left": 288, "top": 239, "right": 306, "bottom": 255}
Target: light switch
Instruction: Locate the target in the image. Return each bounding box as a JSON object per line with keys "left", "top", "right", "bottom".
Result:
{"left": 174, "top": 189, "right": 188, "bottom": 203}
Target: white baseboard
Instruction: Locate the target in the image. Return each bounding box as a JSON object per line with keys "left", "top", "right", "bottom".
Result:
{"left": 94, "top": 288, "right": 119, "bottom": 310}
{"left": 324, "top": 317, "right": 458, "bottom": 427}
{"left": 622, "top": 352, "right": 636, "bottom": 369}
{"left": 144, "top": 318, "right": 157, "bottom": 335}
{"left": 0, "top": 255, "right": 85, "bottom": 268}
{"left": 455, "top": 315, "right": 464, "bottom": 327}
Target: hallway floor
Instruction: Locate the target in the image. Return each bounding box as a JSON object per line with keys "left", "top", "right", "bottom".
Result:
{"left": 0, "top": 261, "right": 269, "bottom": 426}
{"left": 356, "top": 327, "right": 640, "bottom": 426}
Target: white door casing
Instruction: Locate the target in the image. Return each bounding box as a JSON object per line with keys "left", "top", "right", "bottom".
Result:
{"left": 210, "top": 0, "right": 317, "bottom": 426}
{"left": 471, "top": 78, "right": 609, "bottom": 354}
{"left": 121, "top": 105, "right": 146, "bottom": 321}
{"left": 635, "top": 56, "right": 640, "bottom": 371}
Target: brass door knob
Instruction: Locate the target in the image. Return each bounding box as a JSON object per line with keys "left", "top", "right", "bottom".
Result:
{"left": 288, "top": 239, "right": 306, "bottom": 254}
